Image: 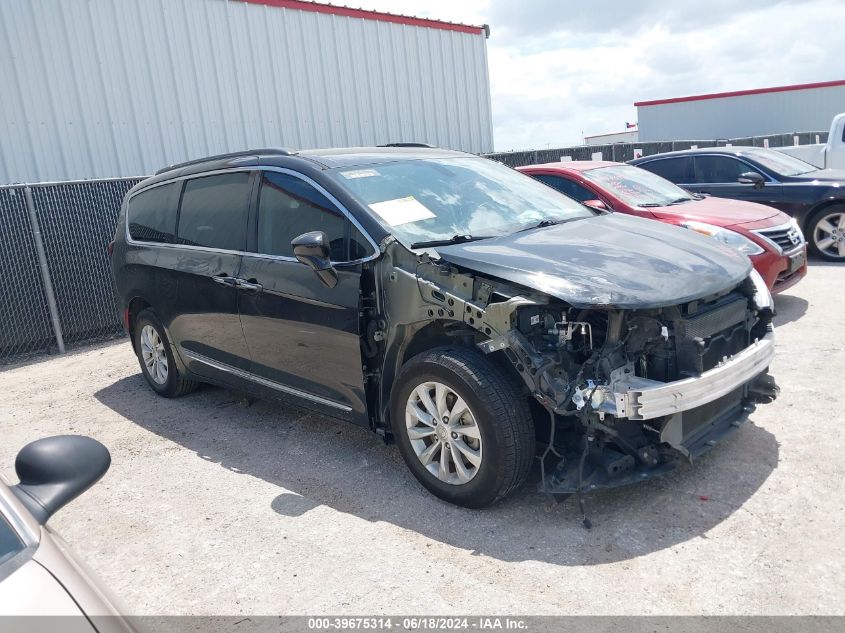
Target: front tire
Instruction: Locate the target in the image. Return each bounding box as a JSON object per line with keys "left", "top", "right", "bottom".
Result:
{"left": 807, "top": 205, "right": 845, "bottom": 261}
{"left": 391, "top": 346, "right": 535, "bottom": 508}
{"left": 133, "top": 308, "right": 199, "bottom": 398}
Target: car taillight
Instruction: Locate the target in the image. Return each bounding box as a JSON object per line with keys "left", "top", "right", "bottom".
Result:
{"left": 123, "top": 308, "right": 131, "bottom": 332}
{"left": 107, "top": 240, "right": 115, "bottom": 257}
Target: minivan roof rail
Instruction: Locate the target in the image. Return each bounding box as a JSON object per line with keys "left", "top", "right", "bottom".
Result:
{"left": 155, "top": 148, "right": 295, "bottom": 175}
{"left": 377, "top": 143, "right": 437, "bottom": 148}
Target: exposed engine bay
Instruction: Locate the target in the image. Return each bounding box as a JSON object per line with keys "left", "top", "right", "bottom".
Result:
{"left": 502, "top": 285, "right": 777, "bottom": 494}
{"left": 368, "top": 238, "right": 779, "bottom": 496}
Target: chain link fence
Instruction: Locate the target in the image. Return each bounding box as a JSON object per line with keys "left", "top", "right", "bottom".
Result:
{"left": 0, "top": 178, "right": 142, "bottom": 365}
{"left": 0, "top": 187, "right": 56, "bottom": 361}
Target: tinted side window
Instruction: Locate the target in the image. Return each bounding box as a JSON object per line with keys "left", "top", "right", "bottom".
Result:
{"left": 177, "top": 172, "right": 251, "bottom": 251}
{"left": 257, "top": 171, "right": 370, "bottom": 261}
{"left": 534, "top": 174, "right": 595, "bottom": 202}
{"left": 693, "top": 156, "right": 755, "bottom": 184}
{"left": 640, "top": 157, "right": 692, "bottom": 184}
{"left": 127, "top": 182, "right": 180, "bottom": 243}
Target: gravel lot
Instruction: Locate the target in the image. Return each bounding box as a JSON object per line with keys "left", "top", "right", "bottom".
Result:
{"left": 1, "top": 263, "right": 843, "bottom": 616}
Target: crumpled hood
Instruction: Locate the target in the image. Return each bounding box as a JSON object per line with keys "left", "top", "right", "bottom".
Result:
{"left": 436, "top": 213, "right": 752, "bottom": 309}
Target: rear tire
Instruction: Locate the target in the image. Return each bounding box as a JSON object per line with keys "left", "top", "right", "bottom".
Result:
{"left": 807, "top": 205, "right": 845, "bottom": 261}
{"left": 133, "top": 308, "right": 199, "bottom": 398}
{"left": 391, "top": 346, "right": 535, "bottom": 508}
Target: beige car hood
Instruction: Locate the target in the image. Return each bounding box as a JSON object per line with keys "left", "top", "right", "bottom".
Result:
{"left": 0, "top": 480, "right": 136, "bottom": 633}
{"left": 0, "top": 559, "right": 90, "bottom": 620}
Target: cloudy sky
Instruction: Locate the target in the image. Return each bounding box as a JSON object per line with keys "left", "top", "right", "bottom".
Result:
{"left": 343, "top": 0, "right": 845, "bottom": 152}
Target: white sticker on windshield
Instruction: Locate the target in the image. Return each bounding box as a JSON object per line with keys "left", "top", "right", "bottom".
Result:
{"left": 340, "top": 168, "right": 379, "bottom": 179}
{"left": 369, "top": 196, "right": 436, "bottom": 226}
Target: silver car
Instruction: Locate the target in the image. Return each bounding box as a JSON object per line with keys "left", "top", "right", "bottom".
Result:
{"left": 0, "top": 436, "right": 135, "bottom": 632}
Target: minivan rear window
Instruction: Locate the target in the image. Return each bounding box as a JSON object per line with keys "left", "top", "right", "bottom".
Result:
{"left": 177, "top": 172, "right": 251, "bottom": 251}
{"left": 127, "top": 182, "right": 180, "bottom": 243}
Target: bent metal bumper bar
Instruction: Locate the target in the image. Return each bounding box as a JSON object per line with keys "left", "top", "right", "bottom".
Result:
{"left": 611, "top": 333, "right": 776, "bottom": 420}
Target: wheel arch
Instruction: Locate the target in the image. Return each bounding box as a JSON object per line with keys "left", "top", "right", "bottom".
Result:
{"left": 804, "top": 200, "right": 845, "bottom": 259}
{"left": 127, "top": 299, "right": 191, "bottom": 376}
{"left": 126, "top": 296, "right": 152, "bottom": 343}
{"left": 378, "top": 320, "right": 476, "bottom": 432}
{"left": 803, "top": 198, "right": 845, "bottom": 232}
{"left": 377, "top": 320, "right": 531, "bottom": 433}
{"left": 400, "top": 320, "right": 476, "bottom": 367}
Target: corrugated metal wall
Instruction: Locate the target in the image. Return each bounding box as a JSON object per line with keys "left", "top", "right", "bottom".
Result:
{"left": 0, "top": 0, "right": 493, "bottom": 185}
{"left": 637, "top": 85, "right": 845, "bottom": 141}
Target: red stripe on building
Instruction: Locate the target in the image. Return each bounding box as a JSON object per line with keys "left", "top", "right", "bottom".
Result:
{"left": 233, "top": 0, "right": 486, "bottom": 35}
{"left": 635, "top": 79, "right": 845, "bottom": 107}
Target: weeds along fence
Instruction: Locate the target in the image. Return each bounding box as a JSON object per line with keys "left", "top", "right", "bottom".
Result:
{"left": 0, "top": 178, "right": 142, "bottom": 365}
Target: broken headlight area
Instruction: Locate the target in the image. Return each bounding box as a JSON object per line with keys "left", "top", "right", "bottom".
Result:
{"left": 503, "top": 282, "right": 779, "bottom": 495}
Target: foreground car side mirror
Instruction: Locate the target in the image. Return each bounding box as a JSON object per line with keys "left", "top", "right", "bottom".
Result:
{"left": 11, "top": 435, "right": 111, "bottom": 525}
{"left": 292, "top": 231, "right": 338, "bottom": 289}
{"left": 583, "top": 199, "right": 608, "bottom": 211}
{"left": 738, "top": 172, "right": 765, "bottom": 189}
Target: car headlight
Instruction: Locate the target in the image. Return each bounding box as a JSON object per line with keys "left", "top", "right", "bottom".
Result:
{"left": 680, "top": 220, "right": 765, "bottom": 255}
{"left": 748, "top": 268, "right": 773, "bottom": 311}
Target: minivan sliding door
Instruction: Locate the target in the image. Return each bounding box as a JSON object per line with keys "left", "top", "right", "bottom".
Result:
{"left": 166, "top": 171, "right": 254, "bottom": 380}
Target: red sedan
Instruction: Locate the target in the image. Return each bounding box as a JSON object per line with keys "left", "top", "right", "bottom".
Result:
{"left": 518, "top": 161, "right": 807, "bottom": 293}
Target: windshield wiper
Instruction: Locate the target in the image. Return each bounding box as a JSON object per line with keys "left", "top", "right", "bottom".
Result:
{"left": 519, "top": 216, "right": 592, "bottom": 232}
{"left": 410, "top": 234, "right": 493, "bottom": 249}
{"left": 517, "top": 218, "right": 566, "bottom": 232}
{"left": 638, "top": 197, "right": 691, "bottom": 207}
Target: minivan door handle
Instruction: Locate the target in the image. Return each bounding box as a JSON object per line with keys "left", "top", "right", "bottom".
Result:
{"left": 212, "top": 275, "right": 238, "bottom": 287}
{"left": 235, "top": 278, "right": 263, "bottom": 294}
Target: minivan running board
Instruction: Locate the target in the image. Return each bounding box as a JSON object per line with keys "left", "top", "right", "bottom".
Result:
{"left": 181, "top": 350, "right": 352, "bottom": 412}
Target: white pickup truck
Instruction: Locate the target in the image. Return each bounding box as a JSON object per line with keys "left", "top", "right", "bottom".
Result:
{"left": 777, "top": 112, "right": 845, "bottom": 169}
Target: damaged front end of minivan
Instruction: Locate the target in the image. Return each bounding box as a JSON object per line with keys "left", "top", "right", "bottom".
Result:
{"left": 368, "top": 231, "right": 779, "bottom": 497}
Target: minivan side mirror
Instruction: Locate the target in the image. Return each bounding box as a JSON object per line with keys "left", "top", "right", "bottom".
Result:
{"left": 583, "top": 199, "right": 608, "bottom": 211}
{"left": 291, "top": 231, "right": 338, "bottom": 289}
{"left": 11, "top": 435, "right": 111, "bottom": 525}
{"left": 738, "top": 172, "right": 765, "bottom": 189}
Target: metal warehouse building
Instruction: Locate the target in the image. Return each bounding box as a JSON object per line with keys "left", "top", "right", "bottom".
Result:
{"left": 0, "top": 0, "right": 493, "bottom": 185}
{"left": 635, "top": 79, "right": 845, "bottom": 142}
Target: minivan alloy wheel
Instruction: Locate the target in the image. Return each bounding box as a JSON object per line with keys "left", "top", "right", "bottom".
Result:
{"left": 813, "top": 210, "right": 845, "bottom": 259}
{"left": 140, "top": 324, "right": 169, "bottom": 385}
{"left": 405, "top": 381, "right": 482, "bottom": 485}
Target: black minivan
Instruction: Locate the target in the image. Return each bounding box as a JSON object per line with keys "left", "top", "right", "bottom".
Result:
{"left": 111, "top": 147, "right": 779, "bottom": 508}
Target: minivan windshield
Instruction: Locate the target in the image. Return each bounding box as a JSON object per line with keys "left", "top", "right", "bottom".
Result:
{"left": 741, "top": 148, "right": 817, "bottom": 177}
{"left": 583, "top": 164, "right": 693, "bottom": 207}
{"left": 329, "top": 157, "right": 594, "bottom": 247}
